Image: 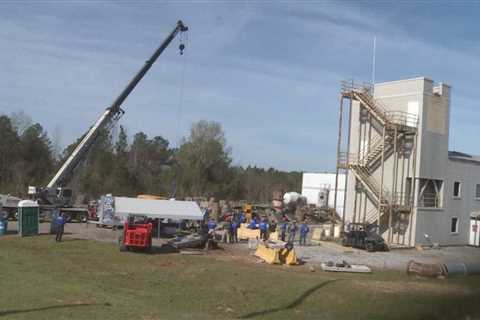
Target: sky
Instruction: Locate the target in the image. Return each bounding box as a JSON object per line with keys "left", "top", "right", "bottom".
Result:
{"left": 0, "top": 1, "right": 479, "bottom": 172}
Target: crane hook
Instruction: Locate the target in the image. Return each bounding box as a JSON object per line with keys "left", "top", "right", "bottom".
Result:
{"left": 179, "top": 43, "right": 185, "bottom": 55}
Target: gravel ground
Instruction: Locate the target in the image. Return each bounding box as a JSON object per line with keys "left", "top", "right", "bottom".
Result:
{"left": 6, "top": 221, "right": 480, "bottom": 271}
{"left": 294, "top": 241, "right": 480, "bottom": 271}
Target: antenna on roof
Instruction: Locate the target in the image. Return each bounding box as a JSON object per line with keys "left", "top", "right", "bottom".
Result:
{"left": 372, "top": 36, "right": 376, "bottom": 93}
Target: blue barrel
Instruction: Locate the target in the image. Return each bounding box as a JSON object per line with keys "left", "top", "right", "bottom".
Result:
{"left": 0, "top": 219, "right": 6, "bottom": 236}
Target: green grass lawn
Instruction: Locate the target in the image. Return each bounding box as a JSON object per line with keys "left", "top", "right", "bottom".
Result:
{"left": 0, "top": 235, "right": 479, "bottom": 320}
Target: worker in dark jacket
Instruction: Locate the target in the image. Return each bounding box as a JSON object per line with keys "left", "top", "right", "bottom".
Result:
{"left": 55, "top": 212, "right": 66, "bottom": 242}
{"left": 299, "top": 220, "right": 310, "bottom": 246}
{"left": 280, "top": 219, "right": 288, "bottom": 242}
{"left": 288, "top": 221, "right": 297, "bottom": 243}
{"left": 259, "top": 219, "right": 268, "bottom": 241}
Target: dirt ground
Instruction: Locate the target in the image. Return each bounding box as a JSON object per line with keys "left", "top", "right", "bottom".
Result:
{"left": 6, "top": 221, "right": 480, "bottom": 271}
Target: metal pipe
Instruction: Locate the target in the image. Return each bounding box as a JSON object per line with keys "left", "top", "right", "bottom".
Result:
{"left": 363, "top": 189, "right": 367, "bottom": 223}
{"left": 444, "top": 262, "right": 480, "bottom": 276}
{"left": 379, "top": 126, "right": 386, "bottom": 229}
{"left": 357, "top": 106, "right": 363, "bottom": 164}
{"left": 367, "top": 114, "right": 372, "bottom": 157}
{"left": 342, "top": 95, "right": 354, "bottom": 231}
{"left": 407, "top": 260, "right": 480, "bottom": 277}
{"left": 352, "top": 188, "right": 358, "bottom": 223}
{"left": 333, "top": 95, "right": 344, "bottom": 238}
{"left": 408, "top": 132, "right": 418, "bottom": 247}
{"left": 389, "top": 127, "right": 398, "bottom": 243}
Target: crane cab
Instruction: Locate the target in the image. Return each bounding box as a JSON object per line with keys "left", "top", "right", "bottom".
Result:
{"left": 28, "top": 186, "right": 72, "bottom": 207}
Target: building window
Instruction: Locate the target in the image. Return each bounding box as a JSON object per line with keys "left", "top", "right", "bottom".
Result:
{"left": 453, "top": 181, "right": 461, "bottom": 198}
{"left": 476, "top": 184, "right": 480, "bottom": 200}
{"left": 451, "top": 217, "right": 459, "bottom": 233}
{"left": 417, "top": 178, "right": 443, "bottom": 208}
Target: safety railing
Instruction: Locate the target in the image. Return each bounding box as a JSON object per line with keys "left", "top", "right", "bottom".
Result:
{"left": 385, "top": 111, "right": 418, "bottom": 128}
{"left": 341, "top": 79, "right": 419, "bottom": 129}
{"left": 389, "top": 192, "right": 412, "bottom": 207}
{"left": 338, "top": 152, "right": 367, "bottom": 167}
{"left": 418, "top": 192, "right": 442, "bottom": 208}
{"left": 341, "top": 79, "right": 372, "bottom": 95}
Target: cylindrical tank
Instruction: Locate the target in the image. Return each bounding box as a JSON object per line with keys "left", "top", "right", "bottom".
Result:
{"left": 283, "top": 192, "right": 301, "bottom": 205}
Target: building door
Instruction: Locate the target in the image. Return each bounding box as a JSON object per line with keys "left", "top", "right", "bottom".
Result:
{"left": 470, "top": 218, "right": 480, "bottom": 246}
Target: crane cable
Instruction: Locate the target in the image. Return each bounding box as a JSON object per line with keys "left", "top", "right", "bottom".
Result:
{"left": 175, "top": 31, "right": 189, "bottom": 148}
{"left": 170, "top": 31, "right": 189, "bottom": 198}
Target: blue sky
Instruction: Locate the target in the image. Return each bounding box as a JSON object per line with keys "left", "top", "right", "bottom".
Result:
{"left": 0, "top": 1, "right": 479, "bottom": 172}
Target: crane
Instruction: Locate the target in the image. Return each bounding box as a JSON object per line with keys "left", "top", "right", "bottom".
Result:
{"left": 29, "top": 20, "right": 188, "bottom": 210}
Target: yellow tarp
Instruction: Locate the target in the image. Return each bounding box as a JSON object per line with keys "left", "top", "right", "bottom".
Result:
{"left": 254, "top": 242, "right": 298, "bottom": 265}
{"left": 269, "top": 231, "right": 279, "bottom": 241}
{"left": 237, "top": 224, "right": 260, "bottom": 240}
{"left": 237, "top": 224, "right": 279, "bottom": 241}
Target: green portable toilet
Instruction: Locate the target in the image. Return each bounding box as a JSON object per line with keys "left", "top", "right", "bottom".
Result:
{"left": 18, "top": 200, "right": 39, "bottom": 237}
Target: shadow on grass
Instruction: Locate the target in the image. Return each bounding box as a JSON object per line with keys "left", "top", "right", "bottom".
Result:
{"left": 0, "top": 302, "right": 109, "bottom": 317}
{"left": 58, "top": 238, "right": 88, "bottom": 242}
{"left": 238, "top": 279, "right": 340, "bottom": 319}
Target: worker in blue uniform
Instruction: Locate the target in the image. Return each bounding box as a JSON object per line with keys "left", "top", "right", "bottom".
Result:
{"left": 248, "top": 216, "right": 258, "bottom": 229}
{"left": 259, "top": 219, "right": 269, "bottom": 241}
{"left": 239, "top": 211, "right": 245, "bottom": 224}
{"left": 55, "top": 212, "right": 66, "bottom": 242}
{"left": 231, "top": 219, "right": 239, "bottom": 243}
{"left": 299, "top": 220, "right": 310, "bottom": 246}
{"left": 207, "top": 219, "right": 217, "bottom": 231}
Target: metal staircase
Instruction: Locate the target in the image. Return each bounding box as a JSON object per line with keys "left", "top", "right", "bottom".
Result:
{"left": 339, "top": 80, "right": 418, "bottom": 230}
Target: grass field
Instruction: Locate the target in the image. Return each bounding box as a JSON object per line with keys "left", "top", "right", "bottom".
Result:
{"left": 0, "top": 235, "right": 479, "bottom": 320}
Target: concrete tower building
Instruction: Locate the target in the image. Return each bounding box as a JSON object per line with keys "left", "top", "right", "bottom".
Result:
{"left": 336, "top": 77, "right": 480, "bottom": 247}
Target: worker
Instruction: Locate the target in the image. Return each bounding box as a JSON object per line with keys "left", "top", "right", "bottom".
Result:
{"left": 259, "top": 218, "right": 268, "bottom": 241}
{"left": 227, "top": 219, "right": 234, "bottom": 243}
{"left": 288, "top": 221, "right": 297, "bottom": 243}
{"left": 207, "top": 218, "right": 217, "bottom": 239}
{"left": 299, "top": 220, "right": 310, "bottom": 246}
{"left": 269, "top": 220, "right": 277, "bottom": 233}
{"left": 54, "top": 212, "right": 66, "bottom": 242}
{"left": 248, "top": 216, "right": 257, "bottom": 229}
{"left": 239, "top": 211, "right": 246, "bottom": 224}
{"left": 280, "top": 218, "right": 288, "bottom": 241}
{"left": 207, "top": 218, "right": 217, "bottom": 230}
{"left": 231, "top": 218, "right": 239, "bottom": 243}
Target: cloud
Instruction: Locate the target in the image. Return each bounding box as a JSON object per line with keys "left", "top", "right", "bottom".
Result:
{"left": 0, "top": 1, "right": 478, "bottom": 174}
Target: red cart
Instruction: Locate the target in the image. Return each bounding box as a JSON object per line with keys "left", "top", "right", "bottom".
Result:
{"left": 119, "top": 215, "right": 153, "bottom": 252}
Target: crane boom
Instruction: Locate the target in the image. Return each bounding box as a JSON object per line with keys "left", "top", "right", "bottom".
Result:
{"left": 39, "top": 20, "right": 188, "bottom": 205}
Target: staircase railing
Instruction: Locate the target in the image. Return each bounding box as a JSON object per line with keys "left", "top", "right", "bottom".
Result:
{"left": 341, "top": 79, "right": 418, "bottom": 129}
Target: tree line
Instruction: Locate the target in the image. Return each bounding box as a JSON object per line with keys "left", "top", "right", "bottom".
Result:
{"left": 0, "top": 113, "right": 302, "bottom": 203}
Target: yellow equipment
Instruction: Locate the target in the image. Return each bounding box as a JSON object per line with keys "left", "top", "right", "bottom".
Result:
{"left": 137, "top": 194, "right": 168, "bottom": 200}
{"left": 254, "top": 240, "right": 298, "bottom": 265}
{"left": 237, "top": 224, "right": 279, "bottom": 241}
{"left": 243, "top": 203, "right": 253, "bottom": 222}
{"left": 238, "top": 223, "right": 260, "bottom": 240}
